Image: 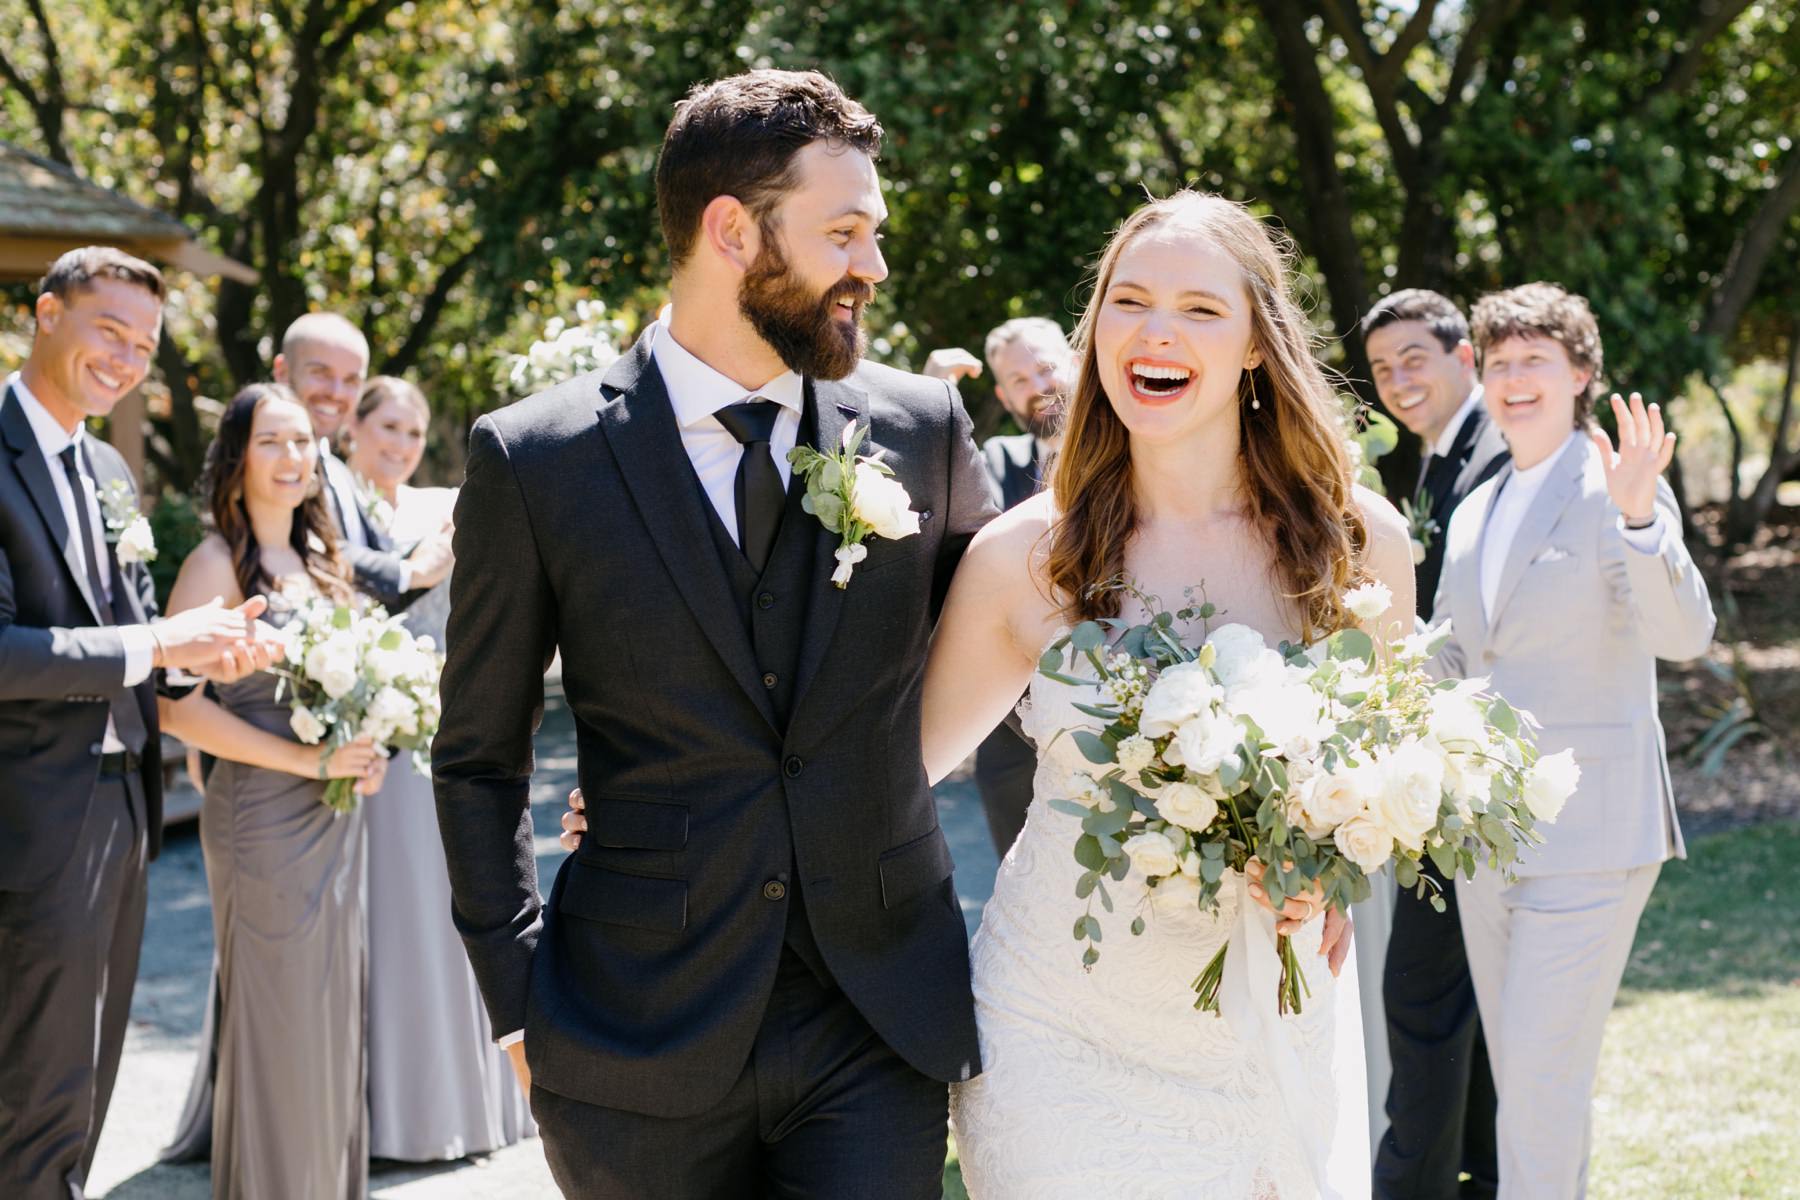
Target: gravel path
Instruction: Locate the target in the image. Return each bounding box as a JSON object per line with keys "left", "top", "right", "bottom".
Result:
{"left": 86, "top": 684, "right": 998, "bottom": 1197}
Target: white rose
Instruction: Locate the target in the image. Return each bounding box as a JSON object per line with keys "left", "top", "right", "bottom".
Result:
{"left": 1115, "top": 733, "right": 1157, "bottom": 774}
{"left": 1155, "top": 780, "right": 1220, "bottom": 833}
{"left": 1303, "top": 766, "right": 1369, "bottom": 832}
{"left": 1205, "top": 623, "right": 1286, "bottom": 692}
{"left": 366, "top": 647, "right": 404, "bottom": 686}
{"left": 1122, "top": 830, "right": 1182, "bottom": 878}
{"left": 1138, "top": 661, "right": 1224, "bottom": 737}
{"left": 1427, "top": 689, "right": 1491, "bottom": 754}
{"left": 850, "top": 463, "right": 921, "bottom": 540}
{"left": 1228, "top": 680, "right": 1333, "bottom": 760}
{"left": 304, "top": 634, "right": 360, "bottom": 700}
{"left": 288, "top": 705, "right": 327, "bottom": 745}
{"left": 1410, "top": 539, "right": 1427, "bottom": 566}
{"left": 1367, "top": 742, "right": 1445, "bottom": 849}
{"left": 365, "top": 686, "right": 418, "bottom": 740}
{"left": 1334, "top": 815, "right": 1395, "bottom": 874}
{"left": 1522, "top": 749, "right": 1580, "bottom": 823}
{"left": 1343, "top": 581, "right": 1393, "bottom": 622}
{"left": 115, "top": 515, "right": 157, "bottom": 564}
{"left": 1165, "top": 709, "right": 1241, "bottom": 776}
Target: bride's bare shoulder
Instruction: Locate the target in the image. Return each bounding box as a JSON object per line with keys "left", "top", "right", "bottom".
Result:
{"left": 963, "top": 491, "right": 1057, "bottom": 578}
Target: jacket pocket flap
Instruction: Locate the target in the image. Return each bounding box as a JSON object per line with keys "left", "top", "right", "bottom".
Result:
{"left": 587, "top": 796, "right": 688, "bottom": 851}
{"left": 878, "top": 827, "right": 953, "bottom": 909}
{"left": 559, "top": 861, "right": 687, "bottom": 932}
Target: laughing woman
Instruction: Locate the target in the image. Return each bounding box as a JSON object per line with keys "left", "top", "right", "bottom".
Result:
{"left": 159, "top": 383, "right": 386, "bottom": 1198}
{"left": 1431, "top": 283, "right": 1715, "bottom": 1198}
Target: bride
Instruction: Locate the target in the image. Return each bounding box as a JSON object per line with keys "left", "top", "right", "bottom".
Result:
{"left": 926, "top": 191, "right": 1413, "bottom": 1198}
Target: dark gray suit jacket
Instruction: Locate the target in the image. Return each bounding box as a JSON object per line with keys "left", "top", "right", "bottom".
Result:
{"left": 433, "top": 333, "right": 998, "bottom": 1117}
{"left": 0, "top": 386, "right": 163, "bottom": 891}
{"left": 319, "top": 449, "right": 422, "bottom": 612}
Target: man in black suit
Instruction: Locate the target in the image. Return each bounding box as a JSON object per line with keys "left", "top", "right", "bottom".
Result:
{"left": 0, "top": 247, "right": 281, "bottom": 1198}
{"left": 434, "top": 71, "right": 998, "bottom": 1199}
{"left": 272, "top": 311, "right": 452, "bottom": 609}
{"left": 1363, "top": 289, "right": 1510, "bottom": 1199}
{"left": 924, "top": 317, "right": 1072, "bottom": 853}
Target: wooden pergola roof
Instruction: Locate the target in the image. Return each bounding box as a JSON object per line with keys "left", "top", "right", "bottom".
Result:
{"left": 0, "top": 140, "right": 257, "bottom": 285}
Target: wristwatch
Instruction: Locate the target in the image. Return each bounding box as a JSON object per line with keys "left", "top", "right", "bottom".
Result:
{"left": 1624, "top": 512, "right": 1658, "bottom": 530}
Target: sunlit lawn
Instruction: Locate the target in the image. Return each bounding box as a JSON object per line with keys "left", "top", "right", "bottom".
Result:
{"left": 942, "top": 822, "right": 1800, "bottom": 1198}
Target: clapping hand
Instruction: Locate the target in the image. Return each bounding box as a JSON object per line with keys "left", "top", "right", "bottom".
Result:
{"left": 156, "top": 595, "right": 288, "bottom": 682}
{"left": 1588, "top": 392, "right": 1676, "bottom": 525}
{"left": 560, "top": 787, "right": 587, "bottom": 852}
{"left": 406, "top": 521, "right": 456, "bottom": 590}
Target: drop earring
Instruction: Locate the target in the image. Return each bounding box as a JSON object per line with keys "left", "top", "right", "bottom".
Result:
{"left": 1248, "top": 373, "right": 1261, "bottom": 411}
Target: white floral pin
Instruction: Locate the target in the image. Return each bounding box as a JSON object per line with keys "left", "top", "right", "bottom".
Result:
{"left": 351, "top": 471, "right": 396, "bottom": 535}
{"left": 98, "top": 478, "right": 157, "bottom": 564}
{"left": 1399, "top": 497, "right": 1438, "bottom": 567}
{"left": 787, "top": 421, "right": 921, "bottom": 588}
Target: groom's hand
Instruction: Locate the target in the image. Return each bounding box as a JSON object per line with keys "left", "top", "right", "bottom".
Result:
{"left": 1320, "top": 908, "right": 1352, "bottom": 977}
{"left": 505, "top": 1040, "right": 531, "bottom": 1097}
{"left": 560, "top": 787, "right": 586, "bottom": 852}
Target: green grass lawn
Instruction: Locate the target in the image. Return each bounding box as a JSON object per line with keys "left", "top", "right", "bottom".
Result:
{"left": 943, "top": 822, "right": 1800, "bottom": 1198}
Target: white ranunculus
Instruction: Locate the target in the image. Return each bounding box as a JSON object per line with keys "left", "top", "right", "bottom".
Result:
{"left": 115, "top": 515, "right": 157, "bottom": 564}
{"left": 1367, "top": 741, "right": 1445, "bottom": 849}
{"left": 850, "top": 463, "right": 920, "bottom": 540}
{"left": 1155, "top": 780, "right": 1220, "bottom": 833}
{"left": 289, "top": 705, "right": 327, "bottom": 745}
{"left": 1335, "top": 815, "right": 1395, "bottom": 874}
{"left": 1115, "top": 733, "right": 1157, "bottom": 774}
{"left": 1122, "top": 829, "right": 1183, "bottom": 878}
{"left": 304, "top": 634, "right": 360, "bottom": 700}
{"left": 1343, "top": 581, "right": 1394, "bottom": 622}
{"left": 1303, "top": 765, "right": 1370, "bottom": 832}
{"left": 1522, "top": 749, "right": 1580, "bottom": 823}
{"left": 1165, "top": 709, "right": 1241, "bottom": 777}
{"left": 1205, "top": 623, "right": 1287, "bottom": 692}
{"left": 1228, "top": 680, "right": 1334, "bottom": 761}
{"left": 1138, "top": 661, "right": 1224, "bottom": 737}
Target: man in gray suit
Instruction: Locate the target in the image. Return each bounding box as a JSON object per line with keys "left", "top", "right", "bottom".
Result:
{"left": 1433, "top": 283, "right": 1714, "bottom": 1198}
{"left": 923, "top": 317, "right": 1072, "bottom": 853}
{"left": 1363, "top": 289, "right": 1507, "bottom": 1199}
{"left": 0, "top": 247, "right": 281, "bottom": 1198}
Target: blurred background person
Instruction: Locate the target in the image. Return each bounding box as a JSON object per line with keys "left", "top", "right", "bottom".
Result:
{"left": 1435, "top": 283, "right": 1714, "bottom": 1199}
{"left": 1361, "top": 289, "right": 1506, "bottom": 1199}
{"left": 345, "top": 376, "right": 536, "bottom": 1162}
{"left": 924, "top": 316, "right": 1073, "bottom": 855}
{"left": 159, "top": 383, "right": 386, "bottom": 1198}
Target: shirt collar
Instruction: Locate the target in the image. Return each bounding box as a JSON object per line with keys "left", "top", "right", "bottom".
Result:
{"left": 1430, "top": 386, "right": 1484, "bottom": 459}
{"left": 648, "top": 318, "right": 804, "bottom": 430}
{"left": 6, "top": 371, "right": 84, "bottom": 459}
{"left": 1504, "top": 429, "right": 1578, "bottom": 495}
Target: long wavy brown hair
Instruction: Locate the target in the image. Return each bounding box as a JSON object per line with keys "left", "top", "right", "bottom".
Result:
{"left": 1047, "top": 191, "right": 1368, "bottom": 640}
{"left": 201, "top": 383, "right": 351, "bottom": 604}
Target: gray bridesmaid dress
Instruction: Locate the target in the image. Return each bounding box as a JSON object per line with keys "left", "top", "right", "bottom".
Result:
{"left": 364, "top": 567, "right": 535, "bottom": 1160}
{"left": 163, "top": 599, "right": 369, "bottom": 1199}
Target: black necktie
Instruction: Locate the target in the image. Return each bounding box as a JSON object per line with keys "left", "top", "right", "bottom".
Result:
{"left": 714, "top": 400, "right": 786, "bottom": 573}
{"left": 59, "top": 444, "right": 109, "bottom": 621}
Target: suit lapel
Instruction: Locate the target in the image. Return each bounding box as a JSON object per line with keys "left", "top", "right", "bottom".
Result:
{"left": 87, "top": 445, "right": 150, "bottom": 626}
{"left": 790, "top": 377, "right": 868, "bottom": 715}
{"left": 596, "top": 337, "right": 778, "bottom": 732}
{"left": 1488, "top": 437, "right": 1586, "bottom": 627}
{"left": 2, "top": 386, "right": 105, "bottom": 623}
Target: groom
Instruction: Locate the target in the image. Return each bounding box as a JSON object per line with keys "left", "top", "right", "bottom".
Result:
{"left": 434, "top": 70, "right": 997, "bottom": 1198}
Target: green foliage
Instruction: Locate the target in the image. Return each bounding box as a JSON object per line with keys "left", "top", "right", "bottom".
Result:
{"left": 146, "top": 490, "right": 205, "bottom": 609}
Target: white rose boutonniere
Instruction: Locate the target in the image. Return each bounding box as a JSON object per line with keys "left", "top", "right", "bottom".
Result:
{"left": 98, "top": 478, "right": 157, "bottom": 564}
{"left": 787, "top": 422, "right": 921, "bottom": 588}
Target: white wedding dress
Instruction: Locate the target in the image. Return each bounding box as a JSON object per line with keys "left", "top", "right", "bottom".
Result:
{"left": 950, "top": 663, "right": 1371, "bottom": 1199}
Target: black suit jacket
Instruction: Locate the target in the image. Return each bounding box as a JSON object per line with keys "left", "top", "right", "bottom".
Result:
{"left": 980, "top": 432, "right": 1041, "bottom": 512}
{"left": 434, "top": 333, "right": 999, "bottom": 1117}
{"left": 0, "top": 386, "right": 163, "bottom": 891}
{"left": 1415, "top": 400, "right": 1510, "bottom": 621}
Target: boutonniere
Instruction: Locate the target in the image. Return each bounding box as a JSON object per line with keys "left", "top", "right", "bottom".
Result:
{"left": 98, "top": 478, "right": 157, "bottom": 564}
{"left": 1400, "top": 497, "right": 1438, "bottom": 566}
{"left": 787, "top": 421, "right": 921, "bottom": 588}
{"left": 350, "top": 471, "right": 395, "bottom": 536}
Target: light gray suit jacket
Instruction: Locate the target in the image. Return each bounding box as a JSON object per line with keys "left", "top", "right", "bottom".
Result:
{"left": 1432, "top": 434, "right": 1715, "bottom": 877}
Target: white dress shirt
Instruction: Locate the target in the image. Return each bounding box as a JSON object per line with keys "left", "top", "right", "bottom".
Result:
{"left": 1428, "top": 387, "right": 1485, "bottom": 461}
{"left": 1480, "top": 431, "right": 1662, "bottom": 619}
{"left": 8, "top": 373, "right": 155, "bottom": 750}
{"left": 649, "top": 318, "right": 803, "bottom": 545}
{"left": 495, "top": 320, "right": 804, "bottom": 1051}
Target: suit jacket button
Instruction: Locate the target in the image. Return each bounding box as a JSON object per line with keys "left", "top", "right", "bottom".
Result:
{"left": 762, "top": 672, "right": 778, "bottom": 689}
{"left": 89, "top": 742, "right": 104, "bottom": 756}
{"left": 762, "top": 880, "right": 787, "bottom": 901}
{"left": 783, "top": 756, "right": 803, "bottom": 778}
{"left": 757, "top": 592, "right": 775, "bottom": 610}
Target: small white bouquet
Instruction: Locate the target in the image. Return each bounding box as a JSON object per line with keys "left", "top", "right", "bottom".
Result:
{"left": 99, "top": 478, "right": 158, "bottom": 564}
{"left": 273, "top": 600, "right": 444, "bottom": 811}
{"left": 1041, "top": 580, "right": 1575, "bottom": 1017}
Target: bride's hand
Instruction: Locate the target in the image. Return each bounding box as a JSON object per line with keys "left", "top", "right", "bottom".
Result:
{"left": 1244, "top": 858, "right": 1325, "bottom": 934}
{"left": 560, "top": 787, "right": 586, "bottom": 852}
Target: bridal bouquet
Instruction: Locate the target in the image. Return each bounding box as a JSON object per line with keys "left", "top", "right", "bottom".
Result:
{"left": 272, "top": 600, "right": 444, "bottom": 812}
{"left": 1042, "top": 583, "right": 1576, "bottom": 1016}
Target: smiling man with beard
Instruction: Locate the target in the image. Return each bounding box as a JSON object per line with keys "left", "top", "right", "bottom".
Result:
{"left": 433, "top": 70, "right": 997, "bottom": 1199}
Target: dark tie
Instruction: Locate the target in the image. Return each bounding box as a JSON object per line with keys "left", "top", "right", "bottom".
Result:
{"left": 60, "top": 444, "right": 110, "bottom": 619}
{"left": 1415, "top": 452, "right": 1452, "bottom": 515}
{"left": 714, "top": 400, "right": 786, "bottom": 573}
